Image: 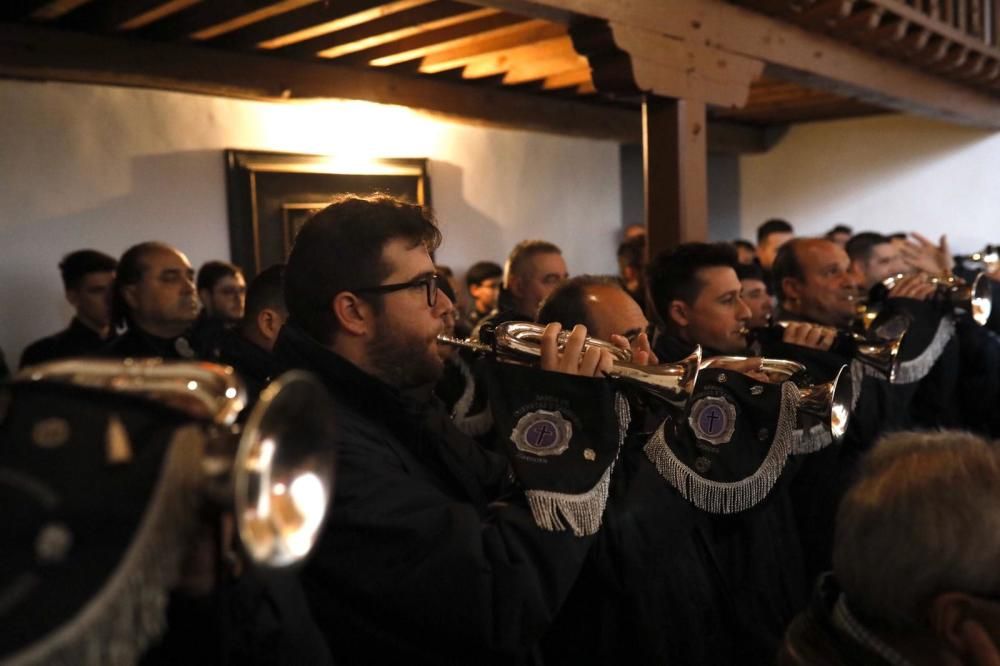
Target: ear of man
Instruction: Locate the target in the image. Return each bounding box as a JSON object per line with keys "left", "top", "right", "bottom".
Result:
{"left": 123, "top": 284, "right": 140, "bottom": 310}
{"left": 332, "top": 292, "right": 374, "bottom": 337}
{"left": 256, "top": 308, "right": 282, "bottom": 342}
{"left": 668, "top": 299, "right": 690, "bottom": 329}
{"left": 928, "top": 592, "right": 1000, "bottom": 666}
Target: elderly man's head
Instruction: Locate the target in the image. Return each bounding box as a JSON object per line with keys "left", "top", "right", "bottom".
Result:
{"left": 503, "top": 240, "right": 568, "bottom": 320}
{"left": 833, "top": 430, "right": 1000, "bottom": 662}
{"left": 773, "top": 238, "right": 861, "bottom": 329}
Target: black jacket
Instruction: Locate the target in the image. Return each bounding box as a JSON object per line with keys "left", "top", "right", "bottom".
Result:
{"left": 272, "top": 323, "right": 596, "bottom": 665}
{"left": 20, "top": 318, "right": 112, "bottom": 368}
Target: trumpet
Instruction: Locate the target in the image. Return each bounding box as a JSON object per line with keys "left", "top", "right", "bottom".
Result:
{"left": 438, "top": 321, "right": 701, "bottom": 408}
{"left": 877, "top": 272, "right": 992, "bottom": 326}
{"left": 748, "top": 317, "right": 907, "bottom": 383}
{"left": 958, "top": 245, "right": 999, "bottom": 272}
{"left": 701, "top": 356, "right": 853, "bottom": 441}
{"left": 15, "top": 358, "right": 335, "bottom": 568}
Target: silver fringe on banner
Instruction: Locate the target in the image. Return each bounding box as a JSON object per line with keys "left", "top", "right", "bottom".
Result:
{"left": 850, "top": 360, "right": 865, "bottom": 411}
{"left": 450, "top": 356, "right": 494, "bottom": 437}
{"left": 894, "top": 316, "right": 955, "bottom": 385}
{"left": 643, "top": 382, "right": 800, "bottom": 515}
{"left": 791, "top": 422, "right": 833, "bottom": 455}
{"left": 7, "top": 425, "right": 204, "bottom": 666}
{"left": 525, "top": 393, "right": 631, "bottom": 537}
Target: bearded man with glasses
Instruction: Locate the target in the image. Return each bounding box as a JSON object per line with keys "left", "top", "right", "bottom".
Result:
{"left": 272, "top": 194, "right": 615, "bottom": 665}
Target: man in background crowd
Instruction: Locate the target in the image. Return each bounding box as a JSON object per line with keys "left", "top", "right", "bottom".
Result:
{"left": 104, "top": 241, "right": 201, "bottom": 359}
{"left": 461, "top": 260, "right": 502, "bottom": 333}
{"left": 737, "top": 262, "right": 775, "bottom": 329}
{"left": 477, "top": 239, "right": 568, "bottom": 330}
{"left": 20, "top": 249, "right": 118, "bottom": 367}
{"left": 213, "top": 264, "right": 287, "bottom": 400}
{"left": 825, "top": 224, "right": 853, "bottom": 248}
{"left": 733, "top": 239, "right": 758, "bottom": 266}
{"left": 617, "top": 235, "right": 647, "bottom": 314}
{"left": 757, "top": 218, "right": 796, "bottom": 285}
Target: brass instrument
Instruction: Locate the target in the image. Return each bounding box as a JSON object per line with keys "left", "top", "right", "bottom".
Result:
{"left": 749, "top": 318, "right": 906, "bottom": 383}
{"left": 958, "top": 245, "right": 999, "bottom": 272}
{"left": 438, "top": 321, "right": 701, "bottom": 408}
{"left": 15, "top": 359, "right": 335, "bottom": 568}
{"left": 701, "top": 356, "right": 853, "bottom": 441}
{"left": 879, "top": 272, "right": 992, "bottom": 326}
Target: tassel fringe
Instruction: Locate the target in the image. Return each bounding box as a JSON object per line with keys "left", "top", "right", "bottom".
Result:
{"left": 525, "top": 393, "right": 630, "bottom": 537}
{"left": 8, "top": 425, "right": 205, "bottom": 666}
{"left": 894, "top": 316, "right": 955, "bottom": 385}
{"left": 644, "top": 382, "right": 799, "bottom": 514}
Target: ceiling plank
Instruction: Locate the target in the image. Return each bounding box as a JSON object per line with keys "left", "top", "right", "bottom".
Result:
{"left": 57, "top": 0, "right": 201, "bottom": 32}
{"left": 353, "top": 13, "right": 531, "bottom": 67}
{"left": 0, "top": 20, "right": 640, "bottom": 141}
{"left": 501, "top": 53, "right": 587, "bottom": 83}
{"left": 267, "top": 1, "right": 490, "bottom": 56}
{"left": 191, "top": 0, "right": 319, "bottom": 40}
{"left": 30, "top": 0, "right": 93, "bottom": 20}
{"left": 234, "top": 0, "right": 430, "bottom": 50}
{"left": 542, "top": 66, "right": 591, "bottom": 89}
{"left": 419, "top": 19, "right": 565, "bottom": 72}
{"left": 316, "top": 7, "right": 500, "bottom": 59}
{"left": 466, "top": 0, "right": 1000, "bottom": 127}
{"left": 460, "top": 36, "right": 574, "bottom": 78}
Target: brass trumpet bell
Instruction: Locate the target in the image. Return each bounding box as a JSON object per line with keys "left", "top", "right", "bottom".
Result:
{"left": 881, "top": 272, "right": 992, "bottom": 326}
{"left": 701, "top": 356, "right": 853, "bottom": 441}
{"left": 235, "top": 371, "right": 336, "bottom": 568}
{"left": 438, "top": 321, "right": 702, "bottom": 409}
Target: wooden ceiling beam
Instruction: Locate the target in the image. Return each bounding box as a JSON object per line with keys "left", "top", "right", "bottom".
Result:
{"left": 459, "top": 35, "right": 575, "bottom": 78}
{"left": 542, "top": 66, "right": 591, "bottom": 89}
{"left": 267, "top": 1, "right": 489, "bottom": 56}
{"left": 56, "top": 0, "right": 200, "bottom": 32}
{"left": 204, "top": 0, "right": 408, "bottom": 49}
{"left": 501, "top": 53, "right": 587, "bottom": 84}
{"left": 467, "top": 0, "right": 1000, "bottom": 127}
{"left": 0, "top": 20, "right": 640, "bottom": 141}
{"left": 340, "top": 13, "right": 530, "bottom": 66}
{"left": 419, "top": 19, "right": 565, "bottom": 73}
{"left": 315, "top": 7, "right": 500, "bottom": 59}
{"left": 29, "top": 0, "right": 93, "bottom": 20}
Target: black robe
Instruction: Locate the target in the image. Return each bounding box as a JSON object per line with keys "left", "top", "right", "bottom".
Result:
{"left": 272, "top": 323, "right": 597, "bottom": 665}
{"left": 20, "top": 318, "right": 113, "bottom": 368}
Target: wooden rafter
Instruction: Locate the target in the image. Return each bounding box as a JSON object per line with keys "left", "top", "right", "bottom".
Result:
{"left": 542, "top": 66, "right": 592, "bottom": 89}
{"left": 466, "top": 0, "right": 1000, "bottom": 127}
{"left": 191, "top": 0, "right": 318, "bottom": 40}
{"left": 453, "top": 35, "right": 574, "bottom": 77}
{"left": 419, "top": 19, "right": 565, "bottom": 72}
{"left": 30, "top": 0, "right": 93, "bottom": 20}
{"left": 56, "top": 0, "right": 200, "bottom": 32}
{"left": 249, "top": 0, "right": 431, "bottom": 50}
{"left": 501, "top": 52, "right": 587, "bottom": 84}
{"left": 346, "top": 13, "right": 529, "bottom": 66}
{"left": 315, "top": 7, "right": 499, "bottom": 59}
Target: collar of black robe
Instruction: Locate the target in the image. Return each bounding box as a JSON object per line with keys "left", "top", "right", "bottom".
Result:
{"left": 272, "top": 322, "right": 492, "bottom": 507}
{"left": 105, "top": 324, "right": 194, "bottom": 360}
{"left": 67, "top": 316, "right": 110, "bottom": 345}
{"left": 652, "top": 330, "right": 726, "bottom": 363}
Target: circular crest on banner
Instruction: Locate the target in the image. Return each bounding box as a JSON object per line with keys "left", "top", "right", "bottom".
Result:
{"left": 511, "top": 409, "right": 573, "bottom": 456}
{"left": 688, "top": 395, "right": 737, "bottom": 446}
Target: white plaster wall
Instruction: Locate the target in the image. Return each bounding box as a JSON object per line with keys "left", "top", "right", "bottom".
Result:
{"left": 0, "top": 79, "right": 621, "bottom": 364}
{"left": 740, "top": 113, "right": 1000, "bottom": 253}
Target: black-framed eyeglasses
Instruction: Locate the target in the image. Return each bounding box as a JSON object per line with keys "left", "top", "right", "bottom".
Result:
{"left": 351, "top": 273, "right": 441, "bottom": 308}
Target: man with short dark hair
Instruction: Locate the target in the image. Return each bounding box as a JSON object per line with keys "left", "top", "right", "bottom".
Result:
{"left": 846, "top": 232, "right": 907, "bottom": 290}
{"left": 733, "top": 239, "right": 757, "bottom": 266}
{"left": 616, "top": 235, "right": 647, "bottom": 313}
{"left": 462, "top": 260, "right": 502, "bottom": 332}
{"left": 781, "top": 430, "right": 1000, "bottom": 666}
{"left": 104, "top": 242, "right": 201, "bottom": 359}
{"left": 490, "top": 239, "right": 568, "bottom": 326}
{"left": 273, "top": 193, "right": 613, "bottom": 664}
{"left": 824, "top": 224, "right": 853, "bottom": 248}
{"left": 757, "top": 218, "right": 795, "bottom": 286}
{"left": 737, "top": 262, "right": 774, "bottom": 330}
{"left": 212, "top": 264, "right": 287, "bottom": 400}
{"left": 197, "top": 260, "right": 246, "bottom": 325}
{"left": 20, "top": 249, "right": 118, "bottom": 367}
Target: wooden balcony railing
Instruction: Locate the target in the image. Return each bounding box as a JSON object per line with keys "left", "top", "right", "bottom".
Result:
{"left": 732, "top": 0, "right": 1000, "bottom": 91}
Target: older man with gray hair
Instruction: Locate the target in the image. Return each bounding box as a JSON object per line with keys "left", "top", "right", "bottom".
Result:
{"left": 781, "top": 430, "right": 1000, "bottom": 666}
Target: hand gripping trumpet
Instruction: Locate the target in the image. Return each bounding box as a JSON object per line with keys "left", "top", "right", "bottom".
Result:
{"left": 878, "top": 272, "right": 992, "bottom": 326}
{"left": 15, "top": 358, "right": 335, "bottom": 568}
{"left": 700, "top": 356, "right": 853, "bottom": 441}
{"left": 438, "top": 321, "right": 702, "bottom": 409}
{"left": 748, "top": 317, "right": 908, "bottom": 383}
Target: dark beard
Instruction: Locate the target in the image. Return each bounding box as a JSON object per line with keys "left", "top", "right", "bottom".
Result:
{"left": 366, "top": 320, "right": 443, "bottom": 389}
